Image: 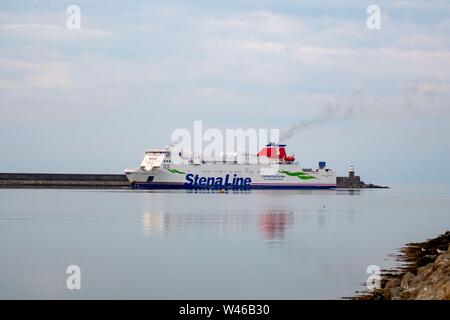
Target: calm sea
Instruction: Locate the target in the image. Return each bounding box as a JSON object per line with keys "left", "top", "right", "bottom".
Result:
{"left": 1, "top": 186, "right": 449, "bottom": 299}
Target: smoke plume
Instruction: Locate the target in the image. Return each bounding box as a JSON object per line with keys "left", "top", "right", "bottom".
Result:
{"left": 280, "top": 90, "right": 363, "bottom": 142}
{"left": 279, "top": 85, "right": 450, "bottom": 142}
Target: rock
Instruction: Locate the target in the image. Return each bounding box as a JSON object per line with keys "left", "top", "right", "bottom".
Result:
{"left": 417, "top": 263, "right": 436, "bottom": 278}
{"left": 400, "top": 287, "right": 418, "bottom": 299}
{"left": 354, "top": 231, "right": 450, "bottom": 300}
{"left": 422, "top": 254, "right": 437, "bottom": 261}
{"left": 416, "top": 280, "right": 450, "bottom": 300}
{"left": 401, "top": 272, "right": 416, "bottom": 290}
{"left": 415, "top": 283, "right": 433, "bottom": 300}
{"left": 433, "top": 280, "right": 450, "bottom": 300}
{"left": 409, "top": 274, "right": 425, "bottom": 288}
{"left": 422, "top": 255, "right": 438, "bottom": 265}
{"left": 388, "top": 287, "right": 402, "bottom": 299}
{"left": 429, "top": 266, "right": 450, "bottom": 283}
{"left": 435, "top": 252, "right": 450, "bottom": 267}
{"left": 385, "top": 278, "right": 401, "bottom": 289}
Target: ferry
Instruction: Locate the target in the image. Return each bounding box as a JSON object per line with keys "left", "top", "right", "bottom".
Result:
{"left": 124, "top": 143, "right": 336, "bottom": 189}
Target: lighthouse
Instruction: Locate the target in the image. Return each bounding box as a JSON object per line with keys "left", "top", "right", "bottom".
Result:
{"left": 349, "top": 165, "right": 355, "bottom": 179}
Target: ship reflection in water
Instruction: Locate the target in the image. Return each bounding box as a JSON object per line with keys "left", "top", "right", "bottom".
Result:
{"left": 259, "top": 212, "right": 294, "bottom": 240}
{"left": 142, "top": 209, "right": 293, "bottom": 241}
{"left": 139, "top": 189, "right": 365, "bottom": 245}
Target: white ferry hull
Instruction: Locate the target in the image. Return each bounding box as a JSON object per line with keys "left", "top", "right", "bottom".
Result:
{"left": 125, "top": 164, "right": 336, "bottom": 190}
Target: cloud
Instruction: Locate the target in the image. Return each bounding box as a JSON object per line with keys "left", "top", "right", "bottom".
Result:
{"left": 4, "top": 5, "right": 449, "bottom": 114}
{"left": 0, "top": 58, "right": 72, "bottom": 90}
{"left": 2, "top": 23, "right": 114, "bottom": 40}
{"left": 0, "top": 10, "right": 115, "bottom": 43}
{"left": 233, "top": 40, "right": 287, "bottom": 52}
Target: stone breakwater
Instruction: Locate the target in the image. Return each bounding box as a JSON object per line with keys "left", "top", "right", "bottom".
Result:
{"left": 336, "top": 174, "right": 388, "bottom": 189}
{"left": 0, "top": 173, "right": 130, "bottom": 188}
{"left": 0, "top": 172, "right": 387, "bottom": 189}
{"left": 355, "top": 231, "right": 450, "bottom": 300}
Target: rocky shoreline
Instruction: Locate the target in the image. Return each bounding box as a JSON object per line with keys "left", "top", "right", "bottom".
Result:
{"left": 354, "top": 231, "right": 450, "bottom": 300}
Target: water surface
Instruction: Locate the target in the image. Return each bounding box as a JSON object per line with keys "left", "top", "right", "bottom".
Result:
{"left": 1, "top": 186, "right": 449, "bottom": 299}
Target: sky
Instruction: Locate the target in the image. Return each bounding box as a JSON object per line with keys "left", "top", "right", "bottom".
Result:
{"left": 0, "top": 0, "right": 450, "bottom": 185}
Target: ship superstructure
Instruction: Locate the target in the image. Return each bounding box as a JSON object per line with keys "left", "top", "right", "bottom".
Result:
{"left": 124, "top": 143, "right": 336, "bottom": 189}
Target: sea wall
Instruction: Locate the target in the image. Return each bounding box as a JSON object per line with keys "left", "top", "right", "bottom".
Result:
{"left": 0, "top": 173, "right": 130, "bottom": 188}
{"left": 0, "top": 172, "right": 386, "bottom": 189}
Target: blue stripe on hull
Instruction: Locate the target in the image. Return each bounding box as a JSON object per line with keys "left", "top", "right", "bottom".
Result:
{"left": 132, "top": 183, "right": 336, "bottom": 190}
{"left": 250, "top": 185, "right": 334, "bottom": 190}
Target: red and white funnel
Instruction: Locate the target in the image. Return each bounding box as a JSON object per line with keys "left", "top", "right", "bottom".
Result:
{"left": 257, "top": 143, "right": 295, "bottom": 162}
